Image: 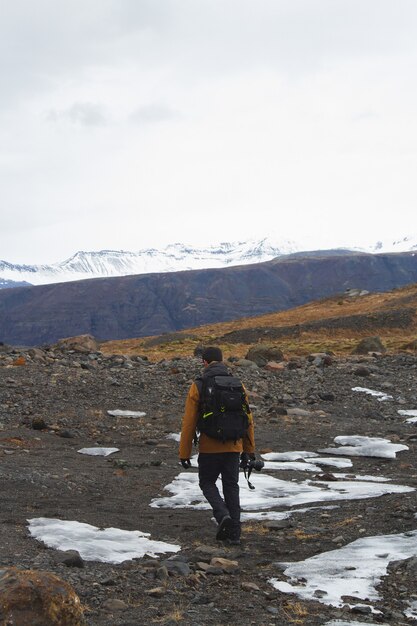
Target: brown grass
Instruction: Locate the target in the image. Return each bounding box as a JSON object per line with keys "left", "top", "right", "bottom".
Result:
{"left": 100, "top": 283, "right": 417, "bottom": 361}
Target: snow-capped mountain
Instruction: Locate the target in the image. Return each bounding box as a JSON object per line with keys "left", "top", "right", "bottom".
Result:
{"left": 1, "top": 235, "right": 416, "bottom": 287}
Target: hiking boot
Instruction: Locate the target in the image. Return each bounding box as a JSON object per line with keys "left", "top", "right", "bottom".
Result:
{"left": 225, "top": 536, "right": 241, "bottom": 546}
{"left": 215, "top": 515, "right": 233, "bottom": 540}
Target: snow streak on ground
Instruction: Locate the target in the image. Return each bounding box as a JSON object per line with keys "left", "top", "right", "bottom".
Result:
{"left": 352, "top": 387, "right": 393, "bottom": 401}
{"left": 318, "top": 436, "right": 408, "bottom": 459}
{"left": 324, "top": 621, "right": 390, "bottom": 626}
{"left": 151, "top": 472, "right": 413, "bottom": 514}
{"left": 78, "top": 447, "right": 119, "bottom": 456}
{"left": 28, "top": 518, "right": 180, "bottom": 564}
{"left": 107, "top": 409, "right": 146, "bottom": 418}
{"left": 270, "top": 530, "right": 417, "bottom": 608}
{"left": 398, "top": 409, "right": 417, "bottom": 424}
{"left": 405, "top": 600, "right": 417, "bottom": 620}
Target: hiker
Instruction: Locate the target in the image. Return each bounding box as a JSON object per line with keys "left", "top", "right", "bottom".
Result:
{"left": 179, "top": 346, "right": 256, "bottom": 545}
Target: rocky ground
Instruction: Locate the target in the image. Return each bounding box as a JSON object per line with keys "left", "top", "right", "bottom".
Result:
{"left": 1, "top": 342, "right": 417, "bottom": 625}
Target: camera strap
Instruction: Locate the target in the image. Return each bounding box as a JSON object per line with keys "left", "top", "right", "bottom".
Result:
{"left": 243, "top": 466, "right": 256, "bottom": 490}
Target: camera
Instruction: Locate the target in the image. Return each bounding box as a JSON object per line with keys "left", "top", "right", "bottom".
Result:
{"left": 247, "top": 458, "right": 264, "bottom": 472}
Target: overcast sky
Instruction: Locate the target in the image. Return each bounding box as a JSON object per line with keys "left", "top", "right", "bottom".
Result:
{"left": 1, "top": 0, "right": 417, "bottom": 264}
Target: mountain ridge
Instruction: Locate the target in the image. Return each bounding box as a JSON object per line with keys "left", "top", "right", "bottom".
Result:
{"left": 1, "top": 234, "right": 417, "bottom": 287}
{"left": 1, "top": 250, "right": 417, "bottom": 346}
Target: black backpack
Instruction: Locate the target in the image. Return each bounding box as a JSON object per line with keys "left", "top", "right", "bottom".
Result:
{"left": 197, "top": 375, "right": 250, "bottom": 442}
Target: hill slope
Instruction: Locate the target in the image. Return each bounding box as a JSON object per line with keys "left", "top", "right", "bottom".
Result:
{"left": 102, "top": 282, "right": 417, "bottom": 359}
{"left": 1, "top": 251, "right": 417, "bottom": 346}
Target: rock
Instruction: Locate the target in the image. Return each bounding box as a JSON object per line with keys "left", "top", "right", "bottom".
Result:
{"left": 352, "top": 336, "right": 386, "bottom": 354}
{"left": 112, "top": 459, "right": 128, "bottom": 469}
{"left": 210, "top": 557, "right": 239, "bottom": 573}
{"left": 102, "top": 598, "right": 128, "bottom": 611}
{"left": 287, "top": 359, "right": 302, "bottom": 369}
{"left": 156, "top": 566, "right": 169, "bottom": 580}
{"left": 245, "top": 345, "right": 284, "bottom": 367}
{"left": 58, "top": 429, "right": 76, "bottom": 439}
{"left": 0, "top": 567, "right": 84, "bottom": 626}
{"left": 332, "top": 535, "right": 344, "bottom": 544}
{"left": 264, "top": 361, "right": 285, "bottom": 372}
{"left": 61, "top": 550, "right": 84, "bottom": 568}
{"left": 12, "top": 356, "right": 26, "bottom": 367}
{"left": 27, "top": 348, "right": 47, "bottom": 363}
{"left": 55, "top": 334, "right": 99, "bottom": 354}
{"left": 354, "top": 366, "right": 371, "bottom": 377}
{"left": 161, "top": 559, "right": 191, "bottom": 576}
{"left": 318, "top": 392, "right": 335, "bottom": 401}
{"left": 146, "top": 586, "right": 167, "bottom": 597}
{"left": 264, "top": 520, "right": 291, "bottom": 531}
{"left": 194, "top": 545, "right": 226, "bottom": 557}
{"left": 241, "top": 582, "right": 260, "bottom": 592}
{"left": 286, "top": 408, "right": 313, "bottom": 418}
{"left": 234, "top": 359, "right": 259, "bottom": 369}
{"left": 315, "top": 472, "right": 338, "bottom": 481}
{"left": 266, "top": 606, "right": 279, "bottom": 615}
{"left": 196, "top": 562, "right": 211, "bottom": 571}
{"left": 32, "top": 417, "right": 47, "bottom": 430}
{"left": 204, "top": 566, "right": 224, "bottom": 575}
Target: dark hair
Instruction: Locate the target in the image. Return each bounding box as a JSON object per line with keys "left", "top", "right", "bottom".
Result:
{"left": 202, "top": 346, "right": 223, "bottom": 363}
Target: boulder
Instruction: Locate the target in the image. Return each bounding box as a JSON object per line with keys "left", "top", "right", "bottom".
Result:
{"left": 351, "top": 336, "right": 386, "bottom": 355}
{"left": 55, "top": 334, "right": 99, "bottom": 354}
{"left": 0, "top": 567, "right": 84, "bottom": 626}
{"left": 245, "top": 344, "right": 284, "bottom": 367}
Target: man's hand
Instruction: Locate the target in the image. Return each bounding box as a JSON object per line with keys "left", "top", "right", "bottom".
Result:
{"left": 180, "top": 459, "right": 191, "bottom": 469}
{"left": 240, "top": 452, "right": 255, "bottom": 469}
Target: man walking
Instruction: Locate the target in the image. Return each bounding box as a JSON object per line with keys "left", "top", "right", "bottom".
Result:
{"left": 179, "top": 346, "right": 255, "bottom": 545}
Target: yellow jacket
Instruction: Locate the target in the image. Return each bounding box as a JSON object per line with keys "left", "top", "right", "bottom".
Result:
{"left": 179, "top": 367, "right": 256, "bottom": 459}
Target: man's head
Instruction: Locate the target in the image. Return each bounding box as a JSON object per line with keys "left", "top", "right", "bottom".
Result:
{"left": 202, "top": 346, "right": 223, "bottom": 364}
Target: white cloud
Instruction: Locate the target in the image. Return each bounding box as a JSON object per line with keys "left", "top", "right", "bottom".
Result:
{"left": 1, "top": 1, "right": 417, "bottom": 263}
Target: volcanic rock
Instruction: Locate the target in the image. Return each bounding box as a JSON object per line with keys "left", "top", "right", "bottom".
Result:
{"left": 0, "top": 567, "right": 84, "bottom": 626}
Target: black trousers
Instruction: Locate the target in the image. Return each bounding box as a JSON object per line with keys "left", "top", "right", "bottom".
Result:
{"left": 198, "top": 452, "right": 241, "bottom": 537}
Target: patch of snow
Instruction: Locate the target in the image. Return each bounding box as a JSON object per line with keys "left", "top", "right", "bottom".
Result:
{"left": 166, "top": 433, "right": 181, "bottom": 442}
{"left": 324, "top": 621, "right": 389, "bottom": 626}
{"left": 263, "top": 460, "right": 322, "bottom": 472}
{"left": 352, "top": 387, "right": 393, "bottom": 401}
{"left": 78, "top": 448, "right": 119, "bottom": 456}
{"left": 28, "top": 518, "right": 180, "bottom": 563}
{"left": 332, "top": 473, "right": 390, "bottom": 482}
{"left": 261, "top": 451, "right": 354, "bottom": 472}
{"left": 107, "top": 410, "right": 146, "bottom": 418}
{"left": 398, "top": 409, "right": 417, "bottom": 424}
{"left": 319, "top": 436, "right": 408, "bottom": 459}
{"left": 262, "top": 457, "right": 352, "bottom": 472}
{"left": 270, "top": 529, "right": 417, "bottom": 608}
{"left": 262, "top": 451, "right": 320, "bottom": 461}
{"left": 151, "top": 472, "right": 413, "bottom": 511}
{"left": 241, "top": 505, "right": 338, "bottom": 522}
{"left": 405, "top": 600, "right": 417, "bottom": 620}
{"left": 312, "top": 457, "right": 353, "bottom": 469}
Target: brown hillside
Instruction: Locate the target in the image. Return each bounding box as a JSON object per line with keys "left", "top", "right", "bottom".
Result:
{"left": 101, "top": 283, "right": 417, "bottom": 360}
